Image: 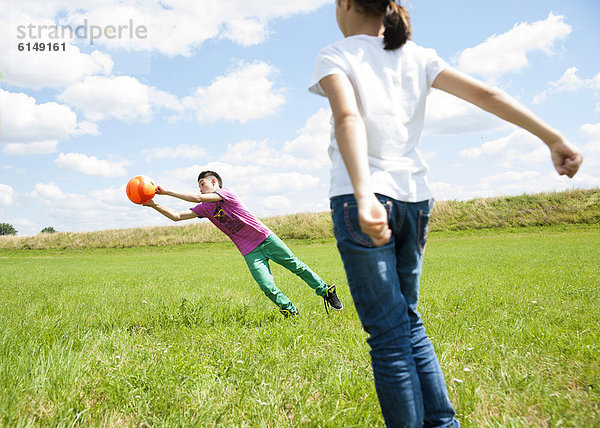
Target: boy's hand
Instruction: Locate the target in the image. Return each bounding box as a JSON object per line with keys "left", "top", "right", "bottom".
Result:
{"left": 155, "top": 186, "right": 166, "bottom": 195}
{"left": 143, "top": 200, "right": 156, "bottom": 208}
{"left": 357, "top": 194, "right": 391, "bottom": 246}
{"left": 548, "top": 140, "right": 583, "bottom": 178}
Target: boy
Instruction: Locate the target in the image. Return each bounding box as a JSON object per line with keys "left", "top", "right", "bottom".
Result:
{"left": 143, "top": 170, "right": 342, "bottom": 317}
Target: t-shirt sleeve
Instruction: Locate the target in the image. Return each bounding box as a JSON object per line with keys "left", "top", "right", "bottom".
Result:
{"left": 190, "top": 204, "right": 207, "bottom": 218}
{"left": 421, "top": 46, "right": 449, "bottom": 87}
{"left": 308, "top": 45, "right": 349, "bottom": 97}
{"left": 214, "top": 188, "right": 235, "bottom": 203}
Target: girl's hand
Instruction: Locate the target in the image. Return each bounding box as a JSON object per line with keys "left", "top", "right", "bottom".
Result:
{"left": 357, "top": 194, "right": 391, "bottom": 246}
{"left": 143, "top": 199, "right": 156, "bottom": 208}
{"left": 155, "top": 186, "right": 166, "bottom": 195}
{"left": 548, "top": 140, "right": 583, "bottom": 178}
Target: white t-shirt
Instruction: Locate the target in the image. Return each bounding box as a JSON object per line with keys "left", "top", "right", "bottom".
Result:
{"left": 309, "top": 36, "right": 447, "bottom": 202}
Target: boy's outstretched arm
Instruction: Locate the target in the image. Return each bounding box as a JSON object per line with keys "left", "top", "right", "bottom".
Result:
{"left": 432, "top": 68, "right": 583, "bottom": 178}
{"left": 143, "top": 199, "right": 198, "bottom": 221}
{"left": 155, "top": 186, "right": 222, "bottom": 203}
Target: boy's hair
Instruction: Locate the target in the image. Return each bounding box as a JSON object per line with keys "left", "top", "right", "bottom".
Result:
{"left": 198, "top": 170, "right": 223, "bottom": 188}
{"left": 349, "top": 0, "right": 412, "bottom": 50}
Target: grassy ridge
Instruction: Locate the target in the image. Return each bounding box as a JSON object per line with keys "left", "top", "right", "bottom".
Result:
{"left": 1, "top": 188, "right": 598, "bottom": 250}
{"left": 432, "top": 187, "right": 600, "bottom": 231}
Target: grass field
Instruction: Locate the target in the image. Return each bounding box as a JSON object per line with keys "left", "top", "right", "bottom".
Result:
{"left": 1, "top": 225, "right": 599, "bottom": 427}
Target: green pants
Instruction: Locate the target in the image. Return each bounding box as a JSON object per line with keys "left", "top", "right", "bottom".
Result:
{"left": 243, "top": 234, "right": 328, "bottom": 312}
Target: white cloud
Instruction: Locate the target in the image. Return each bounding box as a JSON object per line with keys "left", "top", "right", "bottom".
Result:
{"left": 10, "top": 217, "right": 35, "bottom": 229}
{"left": 580, "top": 123, "right": 600, "bottom": 140}
{"left": 142, "top": 144, "right": 208, "bottom": 162}
{"left": 160, "top": 161, "right": 263, "bottom": 195}
{"left": 4, "top": 45, "right": 113, "bottom": 91}
{"left": 74, "top": 121, "right": 100, "bottom": 136}
{"left": 57, "top": 75, "right": 182, "bottom": 122}
{"left": 459, "top": 129, "right": 547, "bottom": 167}
{"left": 54, "top": 152, "right": 129, "bottom": 177}
{"left": 534, "top": 67, "right": 600, "bottom": 104}
{"left": 0, "top": 184, "right": 14, "bottom": 206}
{"left": 479, "top": 170, "right": 542, "bottom": 186}
{"left": 221, "top": 109, "right": 331, "bottom": 170}
{"left": 223, "top": 139, "right": 278, "bottom": 165}
{"left": 0, "top": 14, "right": 114, "bottom": 90}
{"left": 283, "top": 108, "right": 331, "bottom": 167}
{"left": 57, "top": 63, "right": 283, "bottom": 125}
{"left": 431, "top": 168, "right": 598, "bottom": 202}
{"left": 455, "top": 13, "right": 571, "bottom": 80}
{"left": 431, "top": 126, "right": 597, "bottom": 202}
{"left": 481, "top": 170, "right": 599, "bottom": 196}
{"left": 263, "top": 195, "right": 292, "bottom": 211}
{"left": 51, "top": 0, "right": 331, "bottom": 55}
{"left": 186, "top": 62, "right": 286, "bottom": 123}
{"left": 158, "top": 159, "right": 323, "bottom": 216}
{"left": 420, "top": 150, "right": 436, "bottom": 160}
{"left": 579, "top": 123, "right": 600, "bottom": 170}
{"left": 0, "top": 89, "right": 94, "bottom": 144}
{"left": 424, "top": 89, "right": 507, "bottom": 135}
{"left": 224, "top": 18, "right": 269, "bottom": 46}
{"left": 254, "top": 172, "right": 320, "bottom": 193}
{"left": 429, "top": 181, "right": 470, "bottom": 201}
{"left": 89, "top": 182, "right": 132, "bottom": 207}
{"left": 90, "top": 185, "right": 130, "bottom": 205}
{"left": 20, "top": 180, "right": 163, "bottom": 235}
{"left": 2, "top": 141, "right": 58, "bottom": 156}
{"left": 31, "top": 183, "right": 66, "bottom": 201}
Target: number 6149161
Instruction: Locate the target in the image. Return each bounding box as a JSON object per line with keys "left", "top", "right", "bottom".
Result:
{"left": 17, "top": 42, "right": 66, "bottom": 52}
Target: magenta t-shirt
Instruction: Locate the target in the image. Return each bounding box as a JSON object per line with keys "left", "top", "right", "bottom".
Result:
{"left": 190, "top": 188, "right": 271, "bottom": 255}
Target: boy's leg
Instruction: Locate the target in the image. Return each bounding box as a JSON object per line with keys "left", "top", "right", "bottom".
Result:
{"left": 260, "top": 234, "right": 328, "bottom": 297}
{"left": 244, "top": 244, "right": 297, "bottom": 313}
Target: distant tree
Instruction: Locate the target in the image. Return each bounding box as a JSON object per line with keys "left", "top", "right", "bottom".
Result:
{"left": 40, "top": 227, "right": 57, "bottom": 234}
{"left": 0, "top": 223, "right": 17, "bottom": 236}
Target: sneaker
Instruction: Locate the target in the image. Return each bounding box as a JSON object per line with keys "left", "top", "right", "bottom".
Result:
{"left": 323, "top": 284, "right": 343, "bottom": 314}
{"left": 280, "top": 308, "right": 299, "bottom": 318}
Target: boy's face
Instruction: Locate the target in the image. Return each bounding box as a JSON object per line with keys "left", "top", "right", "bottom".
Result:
{"left": 198, "top": 177, "right": 218, "bottom": 193}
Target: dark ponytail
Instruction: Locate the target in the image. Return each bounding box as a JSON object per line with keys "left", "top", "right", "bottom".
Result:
{"left": 383, "top": 1, "right": 411, "bottom": 50}
{"left": 352, "top": 0, "right": 412, "bottom": 50}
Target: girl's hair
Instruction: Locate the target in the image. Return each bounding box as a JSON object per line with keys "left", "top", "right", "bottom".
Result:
{"left": 351, "top": 0, "right": 412, "bottom": 50}
{"left": 198, "top": 170, "right": 223, "bottom": 188}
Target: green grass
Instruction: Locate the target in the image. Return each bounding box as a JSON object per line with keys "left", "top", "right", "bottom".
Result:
{"left": 0, "top": 226, "right": 599, "bottom": 426}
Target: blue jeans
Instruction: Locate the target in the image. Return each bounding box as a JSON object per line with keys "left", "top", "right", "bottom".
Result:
{"left": 331, "top": 194, "right": 459, "bottom": 428}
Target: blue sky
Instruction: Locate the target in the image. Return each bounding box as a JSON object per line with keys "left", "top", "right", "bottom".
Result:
{"left": 1, "top": 0, "right": 599, "bottom": 236}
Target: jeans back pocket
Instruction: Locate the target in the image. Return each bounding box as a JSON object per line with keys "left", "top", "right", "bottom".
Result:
{"left": 343, "top": 201, "right": 377, "bottom": 248}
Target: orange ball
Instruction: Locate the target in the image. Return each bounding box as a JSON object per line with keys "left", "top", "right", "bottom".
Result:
{"left": 126, "top": 175, "right": 156, "bottom": 205}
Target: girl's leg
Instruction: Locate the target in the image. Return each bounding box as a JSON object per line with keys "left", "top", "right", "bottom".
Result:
{"left": 331, "top": 195, "right": 424, "bottom": 428}
{"left": 394, "top": 200, "right": 459, "bottom": 428}
{"left": 244, "top": 243, "right": 296, "bottom": 312}
{"left": 261, "top": 234, "right": 328, "bottom": 297}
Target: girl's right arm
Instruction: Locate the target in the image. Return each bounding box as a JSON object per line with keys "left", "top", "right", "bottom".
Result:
{"left": 432, "top": 68, "right": 583, "bottom": 177}
{"left": 321, "top": 73, "right": 392, "bottom": 246}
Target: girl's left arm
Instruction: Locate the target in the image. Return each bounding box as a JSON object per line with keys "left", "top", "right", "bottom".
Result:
{"left": 320, "top": 74, "right": 392, "bottom": 246}
{"left": 432, "top": 67, "right": 583, "bottom": 178}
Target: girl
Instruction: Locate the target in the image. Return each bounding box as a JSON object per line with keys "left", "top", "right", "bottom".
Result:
{"left": 309, "top": 1, "right": 582, "bottom": 427}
